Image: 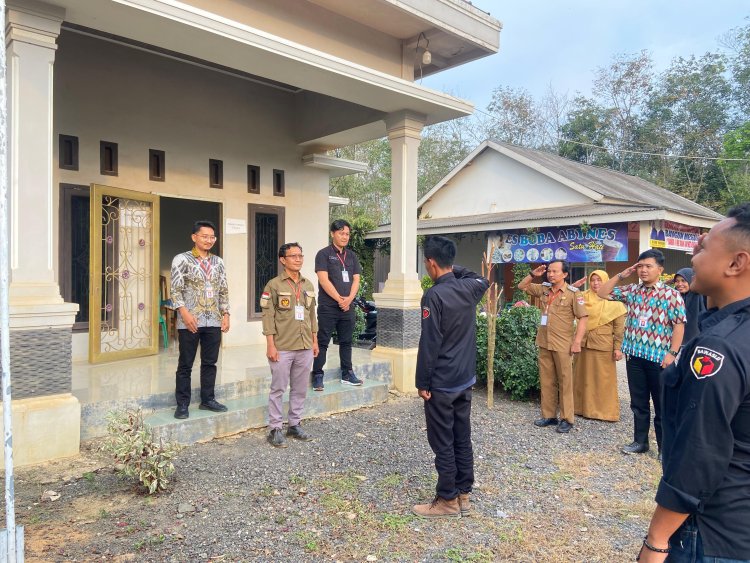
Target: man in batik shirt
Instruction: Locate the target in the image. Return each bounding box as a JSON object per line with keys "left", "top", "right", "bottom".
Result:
{"left": 170, "top": 220, "right": 230, "bottom": 419}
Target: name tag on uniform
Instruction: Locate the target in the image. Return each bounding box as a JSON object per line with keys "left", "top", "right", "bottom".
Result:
{"left": 540, "top": 315, "right": 548, "bottom": 326}
{"left": 205, "top": 284, "right": 214, "bottom": 299}
{"left": 638, "top": 315, "right": 649, "bottom": 328}
{"left": 295, "top": 305, "right": 305, "bottom": 320}
{"left": 342, "top": 270, "right": 350, "bottom": 283}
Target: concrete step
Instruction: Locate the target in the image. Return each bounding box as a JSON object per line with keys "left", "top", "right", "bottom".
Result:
{"left": 143, "top": 379, "right": 390, "bottom": 446}
{"left": 80, "top": 358, "right": 391, "bottom": 439}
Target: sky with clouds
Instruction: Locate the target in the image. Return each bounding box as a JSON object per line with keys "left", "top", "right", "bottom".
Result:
{"left": 423, "top": 0, "right": 749, "bottom": 111}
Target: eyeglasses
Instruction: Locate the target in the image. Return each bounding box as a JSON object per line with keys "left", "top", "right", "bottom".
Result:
{"left": 196, "top": 235, "right": 217, "bottom": 241}
{"left": 284, "top": 254, "right": 304, "bottom": 259}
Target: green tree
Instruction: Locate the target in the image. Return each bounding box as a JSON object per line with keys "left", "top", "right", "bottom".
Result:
{"left": 483, "top": 86, "right": 543, "bottom": 146}
{"left": 642, "top": 53, "right": 733, "bottom": 208}
{"left": 719, "top": 122, "right": 750, "bottom": 211}
{"left": 721, "top": 18, "right": 750, "bottom": 118}
{"left": 559, "top": 96, "right": 613, "bottom": 165}
{"left": 592, "top": 51, "right": 654, "bottom": 171}
{"left": 329, "top": 139, "right": 391, "bottom": 224}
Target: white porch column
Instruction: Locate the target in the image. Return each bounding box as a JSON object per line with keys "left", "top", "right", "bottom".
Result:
{"left": 1, "top": 0, "right": 80, "bottom": 468}
{"left": 372, "top": 111, "right": 425, "bottom": 392}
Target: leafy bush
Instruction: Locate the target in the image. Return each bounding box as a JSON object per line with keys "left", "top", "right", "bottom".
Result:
{"left": 476, "top": 306, "right": 541, "bottom": 400}
{"left": 421, "top": 275, "right": 434, "bottom": 292}
{"left": 511, "top": 263, "right": 532, "bottom": 303}
{"left": 101, "top": 409, "right": 180, "bottom": 494}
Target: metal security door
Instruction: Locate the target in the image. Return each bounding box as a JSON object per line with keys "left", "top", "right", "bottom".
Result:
{"left": 89, "top": 185, "right": 160, "bottom": 363}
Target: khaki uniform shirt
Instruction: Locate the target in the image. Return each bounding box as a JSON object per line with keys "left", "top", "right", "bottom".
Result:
{"left": 260, "top": 271, "right": 318, "bottom": 351}
{"left": 526, "top": 283, "right": 588, "bottom": 352}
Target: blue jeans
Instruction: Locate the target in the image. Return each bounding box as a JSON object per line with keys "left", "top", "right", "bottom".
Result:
{"left": 668, "top": 518, "right": 750, "bottom": 562}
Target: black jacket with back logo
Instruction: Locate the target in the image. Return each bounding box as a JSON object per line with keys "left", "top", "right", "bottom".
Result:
{"left": 656, "top": 296, "right": 750, "bottom": 559}
{"left": 416, "top": 266, "right": 490, "bottom": 392}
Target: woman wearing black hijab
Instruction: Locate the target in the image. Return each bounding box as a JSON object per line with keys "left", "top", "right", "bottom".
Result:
{"left": 673, "top": 267, "right": 706, "bottom": 343}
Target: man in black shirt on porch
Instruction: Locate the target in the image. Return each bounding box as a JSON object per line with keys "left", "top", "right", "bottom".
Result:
{"left": 311, "top": 219, "right": 363, "bottom": 391}
{"left": 638, "top": 203, "right": 750, "bottom": 562}
{"left": 412, "top": 236, "right": 489, "bottom": 519}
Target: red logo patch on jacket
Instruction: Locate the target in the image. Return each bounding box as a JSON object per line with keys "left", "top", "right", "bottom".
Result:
{"left": 422, "top": 307, "right": 430, "bottom": 319}
{"left": 690, "top": 346, "right": 725, "bottom": 379}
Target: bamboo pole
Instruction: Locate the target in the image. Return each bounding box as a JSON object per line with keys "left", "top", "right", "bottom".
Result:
{"left": 482, "top": 248, "right": 503, "bottom": 408}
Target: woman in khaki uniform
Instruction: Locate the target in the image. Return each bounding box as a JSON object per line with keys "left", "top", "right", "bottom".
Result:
{"left": 573, "top": 270, "right": 626, "bottom": 422}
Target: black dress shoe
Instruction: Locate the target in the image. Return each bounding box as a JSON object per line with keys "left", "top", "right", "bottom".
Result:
{"left": 199, "top": 400, "right": 228, "bottom": 412}
{"left": 174, "top": 406, "right": 189, "bottom": 419}
{"left": 556, "top": 420, "right": 573, "bottom": 433}
{"left": 621, "top": 441, "right": 649, "bottom": 454}
{"left": 533, "top": 417, "right": 559, "bottom": 427}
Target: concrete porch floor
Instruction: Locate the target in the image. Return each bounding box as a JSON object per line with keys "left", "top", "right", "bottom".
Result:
{"left": 73, "top": 343, "right": 392, "bottom": 441}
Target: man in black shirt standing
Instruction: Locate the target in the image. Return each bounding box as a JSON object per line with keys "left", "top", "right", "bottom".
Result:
{"left": 638, "top": 203, "right": 750, "bottom": 562}
{"left": 413, "top": 236, "right": 490, "bottom": 518}
{"left": 311, "top": 219, "right": 363, "bottom": 391}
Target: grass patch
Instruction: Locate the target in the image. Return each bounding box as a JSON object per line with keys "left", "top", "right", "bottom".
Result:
{"left": 378, "top": 473, "right": 404, "bottom": 489}
{"left": 98, "top": 508, "right": 111, "bottom": 519}
{"left": 380, "top": 513, "right": 414, "bottom": 531}
{"left": 289, "top": 475, "right": 305, "bottom": 485}
{"left": 320, "top": 473, "right": 360, "bottom": 494}
{"left": 295, "top": 531, "right": 319, "bottom": 552}
{"left": 444, "top": 547, "right": 495, "bottom": 562}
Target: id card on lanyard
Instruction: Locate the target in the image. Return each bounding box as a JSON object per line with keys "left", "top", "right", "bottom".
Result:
{"left": 286, "top": 278, "right": 305, "bottom": 321}
{"left": 199, "top": 258, "right": 214, "bottom": 299}
{"left": 541, "top": 290, "right": 561, "bottom": 326}
{"left": 335, "top": 247, "right": 350, "bottom": 283}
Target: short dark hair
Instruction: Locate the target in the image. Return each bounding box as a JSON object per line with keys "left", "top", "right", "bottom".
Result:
{"left": 278, "top": 242, "right": 302, "bottom": 258}
{"left": 330, "top": 219, "right": 351, "bottom": 233}
{"left": 638, "top": 248, "right": 665, "bottom": 267}
{"left": 547, "top": 259, "right": 570, "bottom": 274}
{"left": 726, "top": 203, "right": 750, "bottom": 250}
{"left": 192, "top": 220, "right": 217, "bottom": 235}
{"left": 423, "top": 236, "right": 456, "bottom": 268}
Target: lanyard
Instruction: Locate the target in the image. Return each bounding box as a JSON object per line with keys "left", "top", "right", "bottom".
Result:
{"left": 285, "top": 278, "right": 301, "bottom": 303}
{"left": 544, "top": 288, "right": 562, "bottom": 315}
{"left": 198, "top": 257, "right": 212, "bottom": 281}
{"left": 333, "top": 246, "right": 347, "bottom": 270}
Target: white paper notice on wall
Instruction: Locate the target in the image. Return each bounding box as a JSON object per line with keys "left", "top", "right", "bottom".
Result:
{"left": 225, "top": 218, "right": 247, "bottom": 235}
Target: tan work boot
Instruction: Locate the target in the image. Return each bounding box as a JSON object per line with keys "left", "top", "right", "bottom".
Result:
{"left": 458, "top": 493, "right": 471, "bottom": 517}
{"left": 412, "top": 496, "right": 461, "bottom": 518}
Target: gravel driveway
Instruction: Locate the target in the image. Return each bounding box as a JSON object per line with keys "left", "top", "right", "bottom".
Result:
{"left": 11, "top": 361, "right": 660, "bottom": 562}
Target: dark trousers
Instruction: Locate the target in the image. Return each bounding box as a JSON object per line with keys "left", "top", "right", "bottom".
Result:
{"left": 424, "top": 388, "right": 474, "bottom": 500}
{"left": 626, "top": 355, "right": 663, "bottom": 449}
{"left": 176, "top": 327, "right": 222, "bottom": 407}
{"left": 312, "top": 307, "right": 355, "bottom": 375}
{"left": 668, "top": 517, "right": 750, "bottom": 562}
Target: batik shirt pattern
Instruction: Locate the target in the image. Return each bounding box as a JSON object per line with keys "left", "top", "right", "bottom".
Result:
{"left": 610, "top": 281, "right": 686, "bottom": 363}
{"left": 170, "top": 248, "right": 229, "bottom": 329}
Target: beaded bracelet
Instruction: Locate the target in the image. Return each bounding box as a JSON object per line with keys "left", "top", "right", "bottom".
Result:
{"left": 642, "top": 536, "right": 671, "bottom": 554}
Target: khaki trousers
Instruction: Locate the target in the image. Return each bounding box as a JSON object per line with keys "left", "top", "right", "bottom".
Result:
{"left": 538, "top": 347, "right": 574, "bottom": 424}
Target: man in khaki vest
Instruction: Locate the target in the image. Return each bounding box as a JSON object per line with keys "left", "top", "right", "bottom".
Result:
{"left": 261, "top": 243, "right": 319, "bottom": 448}
{"left": 519, "top": 260, "right": 588, "bottom": 433}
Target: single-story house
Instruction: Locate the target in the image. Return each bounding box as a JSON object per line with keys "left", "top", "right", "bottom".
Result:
{"left": 3, "top": 0, "right": 501, "bottom": 465}
{"left": 369, "top": 139, "right": 723, "bottom": 297}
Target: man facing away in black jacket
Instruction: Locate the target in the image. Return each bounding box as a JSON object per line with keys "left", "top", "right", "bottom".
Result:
{"left": 412, "top": 236, "right": 490, "bottom": 518}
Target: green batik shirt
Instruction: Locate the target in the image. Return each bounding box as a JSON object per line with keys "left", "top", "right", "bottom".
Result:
{"left": 170, "top": 247, "right": 230, "bottom": 329}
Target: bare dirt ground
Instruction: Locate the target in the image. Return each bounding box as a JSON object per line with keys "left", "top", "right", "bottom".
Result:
{"left": 5, "top": 364, "right": 660, "bottom": 562}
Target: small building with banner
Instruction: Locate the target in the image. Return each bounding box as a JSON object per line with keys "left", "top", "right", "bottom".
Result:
{"left": 369, "top": 140, "right": 723, "bottom": 298}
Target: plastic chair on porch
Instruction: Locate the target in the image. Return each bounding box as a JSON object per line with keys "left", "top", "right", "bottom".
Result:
{"left": 159, "top": 275, "right": 173, "bottom": 349}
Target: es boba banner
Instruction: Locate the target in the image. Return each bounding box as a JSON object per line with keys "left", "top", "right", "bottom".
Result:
{"left": 648, "top": 220, "right": 700, "bottom": 251}
{"left": 490, "top": 222, "right": 629, "bottom": 264}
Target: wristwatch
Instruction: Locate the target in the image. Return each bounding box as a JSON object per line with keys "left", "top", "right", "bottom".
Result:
{"left": 668, "top": 349, "right": 679, "bottom": 357}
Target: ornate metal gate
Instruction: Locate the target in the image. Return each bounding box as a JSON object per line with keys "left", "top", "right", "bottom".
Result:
{"left": 88, "top": 185, "right": 160, "bottom": 363}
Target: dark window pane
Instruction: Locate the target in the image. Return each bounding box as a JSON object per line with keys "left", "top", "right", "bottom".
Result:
{"left": 70, "top": 195, "right": 90, "bottom": 324}
{"left": 254, "top": 212, "right": 278, "bottom": 313}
